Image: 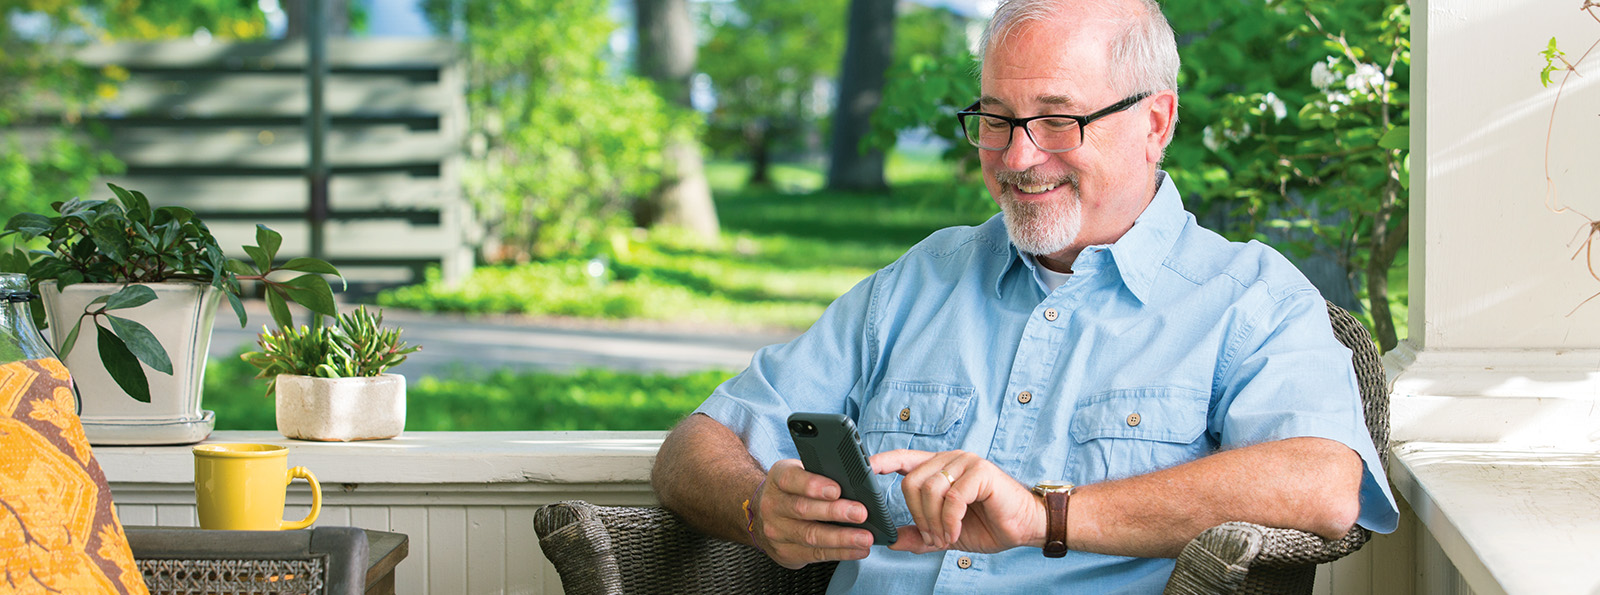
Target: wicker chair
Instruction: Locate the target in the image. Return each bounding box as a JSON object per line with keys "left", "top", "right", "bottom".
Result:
{"left": 536, "top": 302, "right": 1387, "bottom": 595}
{"left": 127, "top": 526, "right": 370, "bottom": 595}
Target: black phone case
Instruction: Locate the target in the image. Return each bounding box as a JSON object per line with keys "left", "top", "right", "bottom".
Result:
{"left": 787, "top": 412, "right": 898, "bottom": 545}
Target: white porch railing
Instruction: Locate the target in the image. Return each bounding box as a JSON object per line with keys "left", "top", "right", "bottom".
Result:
{"left": 99, "top": 431, "right": 664, "bottom": 595}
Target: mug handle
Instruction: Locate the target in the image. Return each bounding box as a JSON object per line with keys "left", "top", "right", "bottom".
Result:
{"left": 281, "top": 466, "right": 322, "bottom": 530}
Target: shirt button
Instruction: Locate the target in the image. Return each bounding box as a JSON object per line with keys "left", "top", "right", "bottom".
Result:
{"left": 1044, "top": 308, "right": 1059, "bottom": 321}
{"left": 899, "top": 407, "right": 911, "bottom": 422}
{"left": 1017, "top": 391, "right": 1032, "bottom": 404}
{"left": 957, "top": 556, "right": 973, "bottom": 569}
{"left": 1127, "top": 412, "right": 1142, "bottom": 427}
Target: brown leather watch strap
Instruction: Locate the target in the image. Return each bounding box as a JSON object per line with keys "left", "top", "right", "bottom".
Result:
{"left": 1043, "top": 488, "right": 1070, "bottom": 558}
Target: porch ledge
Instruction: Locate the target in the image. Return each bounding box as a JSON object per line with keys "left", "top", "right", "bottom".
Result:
{"left": 1391, "top": 441, "right": 1600, "bottom": 595}
{"left": 94, "top": 430, "right": 667, "bottom": 486}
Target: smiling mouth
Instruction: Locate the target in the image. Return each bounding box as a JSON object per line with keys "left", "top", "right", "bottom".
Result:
{"left": 1014, "top": 182, "right": 1061, "bottom": 195}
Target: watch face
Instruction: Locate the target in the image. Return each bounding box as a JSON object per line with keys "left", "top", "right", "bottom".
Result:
{"left": 1034, "top": 481, "right": 1074, "bottom": 495}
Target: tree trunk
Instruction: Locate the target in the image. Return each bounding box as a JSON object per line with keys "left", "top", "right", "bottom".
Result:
{"left": 1366, "top": 176, "right": 1408, "bottom": 353}
{"left": 747, "top": 120, "right": 773, "bottom": 187}
{"left": 634, "top": 0, "right": 720, "bottom": 240}
{"left": 827, "top": 0, "right": 897, "bottom": 192}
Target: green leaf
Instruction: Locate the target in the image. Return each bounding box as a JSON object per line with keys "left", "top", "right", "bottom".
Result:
{"left": 243, "top": 245, "right": 272, "bottom": 273}
{"left": 280, "top": 257, "right": 343, "bottom": 278}
{"left": 255, "top": 225, "right": 283, "bottom": 262}
{"left": 278, "top": 274, "right": 338, "bottom": 317}
{"left": 103, "top": 285, "right": 158, "bottom": 310}
{"left": 266, "top": 287, "right": 294, "bottom": 329}
{"left": 4, "top": 213, "right": 53, "bottom": 238}
{"left": 224, "top": 258, "right": 256, "bottom": 277}
{"left": 104, "top": 314, "right": 173, "bottom": 375}
{"left": 0, "top": 250, "right": 31, "bottom": 274}
{"left": 1378, "top": 125, "right": 1409, "bottom": 151}
{"left": 96, "top": 323, "right": 152, "bottom": 403}
{"left": 60, "top": 317, "right": 85, "bottom": 359}
{"left": 225, "top": 291, "right": 247, "bottom": 327}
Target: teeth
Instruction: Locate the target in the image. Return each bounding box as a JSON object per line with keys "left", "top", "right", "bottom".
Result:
{"left": 1016, "top": 183, "right": 1059, "bottom": 194}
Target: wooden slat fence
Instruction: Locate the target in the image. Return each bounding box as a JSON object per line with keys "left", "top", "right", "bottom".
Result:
{"left": 71, "top": 39, "right": 477, "bottom": 286}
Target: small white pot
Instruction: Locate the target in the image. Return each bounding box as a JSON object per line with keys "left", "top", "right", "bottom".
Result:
{"left": 274, "top": 374, "right": 406, "bottom": 441}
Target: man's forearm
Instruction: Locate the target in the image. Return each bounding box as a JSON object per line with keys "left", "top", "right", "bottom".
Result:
{"left": 1068, "top": 437, "right": 1364, "bottom": 558}
{"left": 652, "top": 413, "right": 767, "bottom": 545}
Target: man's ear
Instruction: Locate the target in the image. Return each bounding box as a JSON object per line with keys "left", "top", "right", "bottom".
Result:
{"left": 1145, "top": 90, "right": 1178, "bottom": 164}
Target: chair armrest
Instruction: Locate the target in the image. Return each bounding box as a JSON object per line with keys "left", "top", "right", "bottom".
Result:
{"left": 127, "top": 526, "right": 368, "bottom": 595}
{"left": 534, "top": 501, "right": 837, "bottom": 595}
{"left": 1164, "top": 522, "right": 1371, "bottom": 595}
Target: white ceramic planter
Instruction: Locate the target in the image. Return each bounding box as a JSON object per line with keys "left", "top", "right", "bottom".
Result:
{"left": 41, "top": 281, "right": 220, "bottom": 445}
{"left": 275, "top": 374, "right": 406, "bottom": 441}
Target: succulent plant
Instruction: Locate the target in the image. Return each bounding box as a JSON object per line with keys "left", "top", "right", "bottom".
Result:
{"left": 241, "top": 306, "right": 421, "bottom": 396}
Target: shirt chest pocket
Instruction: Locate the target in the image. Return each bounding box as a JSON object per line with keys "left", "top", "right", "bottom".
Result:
{"left": 859, "top": 381, "right": 975, "bottom": 528}
{"left": 1068, "top": 388, "right": 1211, "bottom": 484}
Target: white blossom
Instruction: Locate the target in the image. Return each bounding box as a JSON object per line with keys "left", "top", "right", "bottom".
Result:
{"left": 1260, "top": 92, "right": 1288, "bottom": 122}
{"left": 1345, "top": 62, "right": 1385, "bottom": 93}
{"left": 1203, "top": 126, "right": 1221, "bottom": 151}
{"left": 1310, "top": 58, "right": 1339, "bottom": 90}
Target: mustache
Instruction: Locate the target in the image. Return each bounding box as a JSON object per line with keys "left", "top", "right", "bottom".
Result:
{"left": 994, "top": 169, "right": 1079, "bottom": 192}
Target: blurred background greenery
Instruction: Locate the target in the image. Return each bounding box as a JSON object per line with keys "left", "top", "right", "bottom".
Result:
{"left": 4, "top": 0, "right": 1409, "bottom": 430}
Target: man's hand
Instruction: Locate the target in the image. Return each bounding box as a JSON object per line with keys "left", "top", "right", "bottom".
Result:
{"left": 871, "top": 449, "right": 1046, "bottom": 555}
{"left": 752, "top": 459, "right": 876, "bottom": 569}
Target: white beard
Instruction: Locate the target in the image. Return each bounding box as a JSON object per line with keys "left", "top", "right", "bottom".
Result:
{"left": 997, "top": 172, "right": 1082, "bottom": 256}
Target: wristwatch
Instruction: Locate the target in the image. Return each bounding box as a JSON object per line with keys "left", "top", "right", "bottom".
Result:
{"left": 1032, "top": 481, "right": 1075, "bottom": 558}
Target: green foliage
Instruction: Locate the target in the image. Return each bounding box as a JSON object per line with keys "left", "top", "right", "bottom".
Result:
{"left": 1541, "top": 37, "right": 1568, "bottom": 88}
{"left": 421, "top": 0, "right": 690, "bottom": 258}
{"left": 379, "top": 158, "right": 989, "bottom": 329}
{"left": 0, "top": 184, "right": 342, "bottom": 402}
{"left": 1162, "top": 0, "right": 1411, "bottom": 349}
{"left": 207, "top": 348, "right": 730, "bottom": 431}
{"left": 241, "top": 306, "right": 421, "bottom": 396}
{"left": 698, "top": 0, "right": 847, "bottom": 173}
{"left": 867, "top": 7, "right": 980, "bottom": 171}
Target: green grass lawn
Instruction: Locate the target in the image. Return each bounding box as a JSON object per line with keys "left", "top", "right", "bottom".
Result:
{"left": 377, "top": 155, "right": 993, "bottom": 331}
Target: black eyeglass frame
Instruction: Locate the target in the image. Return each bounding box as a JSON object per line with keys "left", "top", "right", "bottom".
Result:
{"left": 956, "top": 92, "right": 1152, "bottom": 153}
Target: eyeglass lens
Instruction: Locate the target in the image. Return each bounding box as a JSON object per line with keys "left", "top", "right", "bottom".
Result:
{"left": 966, "top": 115, "right": 1082, "bottom": 152}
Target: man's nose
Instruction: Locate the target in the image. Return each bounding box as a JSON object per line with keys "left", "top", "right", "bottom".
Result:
{"left": 1001, "top": 126, "right": 1049, "bottom": 171}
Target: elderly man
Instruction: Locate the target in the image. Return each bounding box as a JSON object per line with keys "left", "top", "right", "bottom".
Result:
{"left": 652, "top": 0, "right": 1399, "bottom": 591}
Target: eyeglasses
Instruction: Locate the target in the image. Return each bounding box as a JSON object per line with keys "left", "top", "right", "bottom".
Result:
{"left": 956, "top": 92, "right": 1151, "bottom": 153}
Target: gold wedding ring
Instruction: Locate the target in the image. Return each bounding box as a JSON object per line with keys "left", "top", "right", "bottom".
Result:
{"left": 938, "top": 469, "right": 955, "bottom": 485}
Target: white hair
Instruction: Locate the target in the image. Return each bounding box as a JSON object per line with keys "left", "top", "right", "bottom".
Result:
{"left": 979, "top": 0, "right": 1180, "bottom": 97}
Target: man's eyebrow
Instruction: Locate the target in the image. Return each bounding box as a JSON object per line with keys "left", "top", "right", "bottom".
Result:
{"left": 977, "top": 94, "right": 1081, "bottom": 110}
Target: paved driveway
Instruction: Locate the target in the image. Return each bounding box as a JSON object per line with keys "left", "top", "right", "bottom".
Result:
{"left": 208, "top": 303, "right": 800, "bottom": 378}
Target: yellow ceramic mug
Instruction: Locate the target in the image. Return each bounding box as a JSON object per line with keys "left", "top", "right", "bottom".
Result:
{"left": 193, "top": 443, "right": 321, "bottom": 530}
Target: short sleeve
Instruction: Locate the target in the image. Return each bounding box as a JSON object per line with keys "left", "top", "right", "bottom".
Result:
{"left": 693, "top": 269, "right": 882, "bottom": 470}
{"left": 1210, "top": 290, "right": 1399, "bottom": 533}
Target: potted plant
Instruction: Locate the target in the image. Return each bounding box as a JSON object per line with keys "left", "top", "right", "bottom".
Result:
{"left": 0, "top": 183, "right": 341, "bottom": 444}
{"left": 241, "top": 305, "right": 420, "bottom": 441}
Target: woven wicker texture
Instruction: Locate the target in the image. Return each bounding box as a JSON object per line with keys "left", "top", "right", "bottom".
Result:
{"left": 136, "top": 558, "right": 325, "bottom": 595}
{"left": 534, "top": 501, "right": 837, "bottom": 595}
{"left": 1165, "top": 522, "right": 1263, "bottom": 595}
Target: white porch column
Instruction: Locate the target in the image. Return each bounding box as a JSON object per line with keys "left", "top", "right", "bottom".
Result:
{"left": 1394, "top": 0, "right": 1600, "bottom": 445}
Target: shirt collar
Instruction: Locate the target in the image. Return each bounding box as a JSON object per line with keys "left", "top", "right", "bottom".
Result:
{"left": 993, "top": 171, "right": 1186, "bottom": 304}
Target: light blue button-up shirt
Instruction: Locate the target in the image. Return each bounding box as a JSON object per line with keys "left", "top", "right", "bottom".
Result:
{"left": 695, "top": 172, "right": 1399, "bottom": 594}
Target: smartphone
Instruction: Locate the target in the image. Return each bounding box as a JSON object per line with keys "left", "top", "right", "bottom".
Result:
{"left": 786, "top": 412, "right": 898, "bottom": 546}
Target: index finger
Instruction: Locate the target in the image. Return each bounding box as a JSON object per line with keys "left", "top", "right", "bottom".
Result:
{"left": 869, "top": 449, "right": 937, "bottom": 475}
{"left": 770, "top": 458, "right": 843, "bottom": 501}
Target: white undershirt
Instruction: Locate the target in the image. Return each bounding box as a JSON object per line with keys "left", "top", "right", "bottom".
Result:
{"left": 1032, "top": 257, "right": 1073, "bottom": 293}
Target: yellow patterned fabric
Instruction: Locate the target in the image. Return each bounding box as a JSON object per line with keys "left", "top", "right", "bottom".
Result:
{"left": 1, "top": 358, "right": 149, "bottom": 595}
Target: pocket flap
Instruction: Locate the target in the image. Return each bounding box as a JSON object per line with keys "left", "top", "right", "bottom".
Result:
{"left": 860, "top": 381, "right": 975, "bottom": 435}
{"left": 1071, "top": 388, "right": 1207, "bottom": 444}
